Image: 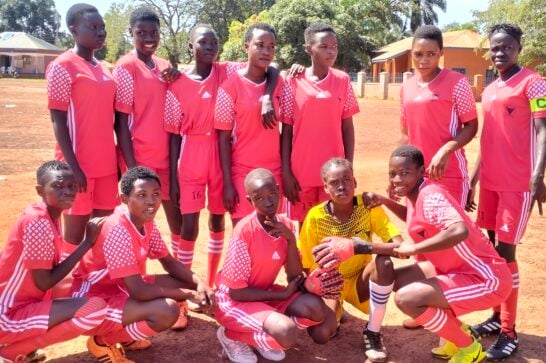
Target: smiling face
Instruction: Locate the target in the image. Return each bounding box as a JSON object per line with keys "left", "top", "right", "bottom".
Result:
{"left": 306, "top": 31, "right": 338, "bottom": 68}
{"left": 190, "top": 26, "right": 219, "bottom": 65}
{"left": 37, "top": 169, "right": 77, "bottom": 212}
{"left": 131, "top": 19, "right": 160, "bottom": 59}
{"left": 245, "top": 28, "right": 276, "bottom": 70}
{"left": 323, "top": 164, "right": 356, "bottom": 206}
{"left": 70, "top": 10, "right": 106, "bottom": 51}
{"left": 489, "top": 31, "right": 521, "bottom": 75}
{"left": 388, "top": 156, "right": 424, "bottom": 198}
{"left": 411, "top": 38, "right": 443, "bottom": 79}
{"left": 121, "top": 178, "right": 162, "bottom": 228}
{"left": 246, "top": 177, "right": 280, "bottom": 218}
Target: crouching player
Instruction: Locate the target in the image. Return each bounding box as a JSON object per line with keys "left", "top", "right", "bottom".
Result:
{"left": 298, "top": 158, "right": 403, "bottom": 363}
{"left": 0, "top": 161, "right": 108, "bottom": 362}
{"left": 313, "top": 145, "right": 512, "bottom": 363}
{"left": 214, "top": 168, "right": 339, "bottom": 363}
{"left": 71, "top": 167, "right": 214, "bottom": 362}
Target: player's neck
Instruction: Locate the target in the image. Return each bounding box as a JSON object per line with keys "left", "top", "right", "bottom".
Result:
{"left": 192, "top": 62, "right": 213, "bottom": 80}
{"left": 72, "top": 45, "right": 96, "bottom": 64}
{"left": 416, "top": 67, "right": 441, "bottom": 85}
{"left": 242, "top": 64, "right": 267, "bottom": 84}
{"left": 407, "top": 178, "right": 425, "bottom": 204}
{"left": 308, "top": 64, "right": 329, "bottom": 81}
{"left": 327, "top": 200, "right": 353, "bottom": 223}
{"left": 256, "top": 213, "right": 275, "bottom": 232}
{"left": 45, "top": 204, "right": 62, "bottom": 225}
{"left": 499, "top": 64, "right": 521, "bottom": 81}
{"left": 134, "top": 50, "right": 154, "bottom": 69}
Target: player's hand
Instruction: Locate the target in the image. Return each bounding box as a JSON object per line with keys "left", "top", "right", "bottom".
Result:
{"left": 312, "top": 237, "right": 355, "bottom": 269}
{"left": 169, "top": 178, "right": 180, "bottom": 209}
{"left": 195, "top": 282, "right": 215, "bottom": 313}
{"left": 83, "top": 217, "right": 106, "bottom": 247}
{"left": 282, "top": 171, "right": 301, "bottom": 203}
{"left": 161, "top": 67, "right": 181, "bottom": 83}
{"left": 386, "top": 183, "right": 400, "bottom": 202}
{"left": 465, "top": 185, "right": 477, "bottom": 212}
{"left": 73, "top": 166, "right": 87, "bottom": 193}
{"left": 393, "top": 240, "right": 417, "bottom": 258}
{"left": 260, "top": 94, "right": 277, "bottom": 129}
{"left": 304, "top": 268, "right": 344, "bottom": 300}
{"left": 223, "top": 183, "right": 239, "bottom": 214}
{"left": 428, "top": 148, "right": 450, "bottom": 180}
{"left": 362, "top": 192, "right": 382, "bottom": 209}
{"left": 287, "top": 64, "right": 305, "bottom": 78}
{"left": 530, "top": 177, "right": 546, "bottom": 216}
{"left": 264, "top": 216, "right": 295, "bottom": 242}
{"left": 283, "top": 275, "right": 303, "bottom": 299}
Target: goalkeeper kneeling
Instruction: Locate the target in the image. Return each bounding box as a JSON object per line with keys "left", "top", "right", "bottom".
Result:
{"left": 298, "top": 158, "right": 404, "bottom": 363}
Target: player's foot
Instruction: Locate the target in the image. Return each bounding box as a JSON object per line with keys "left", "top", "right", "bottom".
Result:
{"left": 471, "top": 313, "right": 501, "bottom": 338}
{"left": 485, "top": 331, "right": 518, "bottom": 360}
{"left": 171, "top": 301, "right": 189, "bottom": 330}
{"left": 216, "top": 327, "right": 257, "bottom": 363}
{"left": 25, "top": 350, "right": 46, "bottom": 363}
{"left": 432, "top": 323, "right": 477, "bottom": 360}
{"left": 254, "top": 346, "right": 286, "bottom": 361}
{"left": 86, "top": 336, "right": 135, "bottom": 363}
{"left": 121, "top": 339, "right": 152, "bottom": 351}
{"left": 402, "top": 318, "right": 422, "bottom": 329}
{"left": 448, "top": 338, "right": 485, "bottom": 363}
{"left": 187, "top": 299, "right": 204, "bottom": 313}
{"left": 363, "top": 325, "right": 388, "bottom": 362}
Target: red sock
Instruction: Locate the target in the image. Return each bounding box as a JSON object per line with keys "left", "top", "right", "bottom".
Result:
{"left": 225, "top": 329, "right": 285, "bottom": 350}
{"left": 100, "top": 321, "right": 158, "bottom": 345}
{"left": 0, "top": 297, "right": 107, "bottom": 360}
{"left": 170, "top": 233, "right": 181, "bottom": 261}
{"left": 177, "top": 238, "right": 195, "bottom": 268}
{"left": 291, "top": 316, "right": 322, "bottom": 329}
{"left": 500, "top": 261, "right": 518, "bottom": 336}
{"left": 414, "top": 307, "right": 472, "bottom": 348}
{"left": 207, "top": 231, "right": 224, "bottom": 287}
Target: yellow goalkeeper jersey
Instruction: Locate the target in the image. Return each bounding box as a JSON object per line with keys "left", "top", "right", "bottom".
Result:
{"left": 298, "top": 195, "right": 400, "bottom": 279}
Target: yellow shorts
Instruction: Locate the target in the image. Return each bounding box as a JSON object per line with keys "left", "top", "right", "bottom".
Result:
{"left": 336, "top": 273, "right": 369, "bottom": 321}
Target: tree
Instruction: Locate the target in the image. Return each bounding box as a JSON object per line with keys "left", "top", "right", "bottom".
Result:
{"left": 442, "top": 22, "right": 478, "bottom": 33}
{"left": 104, "top": 2, "right": 133, "bottom": 63}
{"left": 409, "top": 0, "right": 446, "bottom": 33}
{"left": 221, "top": 12, "right": 271, "bottom": 62}
{"left": 0, "top": 0, "right": 60, "bottom": 43}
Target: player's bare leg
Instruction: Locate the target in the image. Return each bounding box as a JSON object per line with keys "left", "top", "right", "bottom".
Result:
{"left": 285, "top": 293, "right": 336, "bottom": 344}
{"left": 162, "top": 199, "right": 182, "bottom": 236}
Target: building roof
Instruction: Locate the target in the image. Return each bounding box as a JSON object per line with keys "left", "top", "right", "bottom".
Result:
{"left": 372, "top": 30, "right": 488, "bottom": 63}
{"left": 0, "top": 32, "right": 63, "bottom": 56}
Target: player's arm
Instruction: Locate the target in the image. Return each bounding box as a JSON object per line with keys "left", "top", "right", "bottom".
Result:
{"left": 169, "top": 133, "right": 182, "bottom": 207}
{"left": 281, "top": 123, "right": 301, "bottom": 202}
{"left": 341, "top": 117, "right": 355, "bottom": 164}
{"left": 466, "top": 150, "right": 481, "bottom": 212}
{"left": 261, "top": 63, "right": 280, "bottom": 129}
{"left": 218, "top": 129, "right": 238, "bottom": 212}
{"left": 114, "top": 111, "right": 137, "bottom": 168}
{"left": 229, "top": 277, "right": 302, "bottom": 302}
{"left": 374, "top": 193, "right": 407, "bottom": 221}
{"left": 32, "top": 217, "right": 104, "bottom": 292}
{"left": 394, "top": 221, "right": 468, "bottom": 258}
{"left": 531, "top": 116, "right": 546, "bottom": 215}
{"left": 400, "top": 123, "right": 409, "bottom": 145}
{"left": 123, "top": 273, "right": 198, "bottom": 302}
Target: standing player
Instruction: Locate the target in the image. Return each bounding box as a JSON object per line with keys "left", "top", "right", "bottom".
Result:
{"left": 214, "top": 168, "right": 338, "bottom": 363}
{"left": 46, "top": 4, "right": 119, "bottom": 247}
{"left": 314, "top": 146, "right": 512, "bottom": 363}
{"left": 214, "top": 23, "right": 284, "bottom": 226}
{"left": 71, "top": 167, "right": 214, "bottom": 362}
{"left": 466, "top": 23, "right": 546, "bottom": 360}
{"left": 281, "top": 23, "right": 359, "bottom": 225}
{"left": 400, "top": 25, "right": 478, "bottom": 208}
{"left": 0, "top": 161, "right": 108, "bottom": 362}
{"left": 298, "top": 158, "right": 402, "bottom": 362}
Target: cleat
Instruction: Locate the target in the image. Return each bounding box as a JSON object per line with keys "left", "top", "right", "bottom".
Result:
{"left": 86, "top": 336, "right": 135, "bottom": 363}
{"left": 432, "top": 323, "right": 479, "bottom": 360}
{"left": 486, "top": 332, "right": 518, "bottom": 360}
{"left": 448, "top": 338, "right": 485, "bottom": 363}
{"left": 121, "top": 339, "right": 152, "bottom": 351}
{"left": 216, "top": 327, "right": 257, "bottom": 363}
{"left": 363, "top": 325, "right": 388, "bottom": 362}
{"left": 171, "top": 301, "right": 189, "bottom": 330}
{"left": 255, "top": 346, "right": 285, "bottom": 361}
{"left": 471, "top": 314, "right": 501, "bottom": 338}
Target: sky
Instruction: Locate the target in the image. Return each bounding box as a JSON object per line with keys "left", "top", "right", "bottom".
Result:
{"left": 54, "top": 0, "right": 490, "bottom": 32}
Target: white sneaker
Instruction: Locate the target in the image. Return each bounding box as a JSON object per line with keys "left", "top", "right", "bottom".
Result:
{"left": 255, "top": 346, "right": 286, "bottom": 361}
{"left": 217, "top": 327, "right": 258, "bottom": 363}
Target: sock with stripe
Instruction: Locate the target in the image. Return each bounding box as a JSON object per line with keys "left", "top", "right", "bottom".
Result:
{"left": 0, "top": 297, "right": 107, "bottom": 360}
{"left": 291, "top": 316, "right": 323, "bottom": 329}
{"left": 177, "top": 238, "right": 195, "bottom": 268}
{"left": 225, "top": 329, "right": 286, "bottom": 350}
{"left": 99, "top": 321, "right": 158, "bottom": 345}
{"left": 367, "top": 281, "right": 394, "bottom": 332}
{"left": 170, "top": 233, "right": 181, "bottom": 261}
{"left": 500, "top": 261, "right": 519, "bottom": 337}
{"left": 414, "top": 307, "right": 472, "bottom": 348}
{"left": 207, "top": 230, "right": 225, "bottom": 287}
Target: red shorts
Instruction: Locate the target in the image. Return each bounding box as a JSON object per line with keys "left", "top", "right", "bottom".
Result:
{"left": 231, "top": 172, "right": 283, "bottom": 220}
{"left": 436, "top": 262, "right": 512, "bottom": 316}
{"left": 65, "top": 173, "right": 119, "bottom": 215}
{"left": 286, "top": 186, "right": 330, "bottom": 222}
{"left": 477, "top": 188, "right": 531, "bottom": 244}
{"left": 432, "top": 178, "right": 468, "bottom": 208}
{"left": 178, "top": 134, "right": 224, "bottom": 215}
{"left": 0, "top": 300, "right": 52, "bottom": 344}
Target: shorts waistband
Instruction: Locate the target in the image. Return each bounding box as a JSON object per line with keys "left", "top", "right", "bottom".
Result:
{"left": 183, "top": 132, "right": 217, "bottom": 139}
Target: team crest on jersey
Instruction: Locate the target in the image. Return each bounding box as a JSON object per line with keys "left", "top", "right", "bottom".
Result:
{"left": 202, "top": 91, "right": 212, "bottom": 99}
{"left": 272, "top": 251, "right": 281, "bottom": 260}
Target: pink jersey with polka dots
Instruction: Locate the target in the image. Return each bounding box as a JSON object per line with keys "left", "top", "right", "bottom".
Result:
{"left": 0, "top": 202, "right": 63, "bottom": 313}
{"left": 217, "top": 212, "right": 295, "bottom": 290}
{"left": 401, "top": 69, "right": 477, "bottom": 181}
{"left": 480, "top": 67, "right": 546, "bottom": 191}
{"left": 214, "top": 71, "right": 284, "bottom": 176}
{"left": 280, "top": 68, "right": 360, "bottom": 187}
{"left": 46, "top": 50, "right": 117, "bottom": 178}
{"left": 113, "top": 52, "right": 172, "bottom": 169}
{"left": 71, "top": 206, "right": 169, "bottom": 298}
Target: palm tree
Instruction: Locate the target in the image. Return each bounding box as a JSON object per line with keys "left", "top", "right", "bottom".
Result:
{"left": 409, "top": 0, "right": 447, "bottom": 33}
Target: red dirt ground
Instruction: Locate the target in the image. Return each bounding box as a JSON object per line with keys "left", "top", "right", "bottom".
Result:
{"left": 0, "top": 78, "right": 544, "bottom": 362}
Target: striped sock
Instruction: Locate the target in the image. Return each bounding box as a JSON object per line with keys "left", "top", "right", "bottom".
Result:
{"left": 170, "top": 233, "right": 181, "bottom": 261}
{"left": 207, "top": 231, "right": 224, "bottom": 287}
{"left": 367, "top": 281, "right": 393, "bottom": 332}
{"left": 177, "top": 238, "right": 195, "bottom": 268}
{"left": 414, "top": 307, "right": 472, "bottom": 348}
{"left": 500, "top": 261, "right": 519, "bottom": 337}
{"left": 100, "top": 321, "right": 158, "bottom": 345}
{"left": 291, "top": 316, "right": 322, "bottom": 329}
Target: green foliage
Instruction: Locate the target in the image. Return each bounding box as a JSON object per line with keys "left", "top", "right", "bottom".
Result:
{"left": 104, "top": 2, "right": 133, "bottom": 63}
{"left": 0, "top": 0, "right": 60, "bottom": 43}
{"left": 221, "top": 12, "right": 270, "bottom": 62}
{"left": 442, "top": 22, "right": 478, "bottom": 32}
{"left": 409, "top": 0, "right": 446, "bottom": 32}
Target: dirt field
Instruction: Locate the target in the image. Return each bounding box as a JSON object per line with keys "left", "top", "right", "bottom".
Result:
{"left": 0, "top": 78, "right": 544, "bottom": 362}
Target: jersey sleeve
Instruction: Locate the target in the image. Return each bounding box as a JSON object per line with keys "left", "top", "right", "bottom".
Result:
{"left": 452, "top": 78, "right": 477, "bottom": 123}
{"left": 46, "top": 63, "right": 72, "bottom": 111}
{"left": 214, "top": 86, "right": 236, "bottom": 131}
{"left": 148, "top": 224, "right": 169, "bottom": 259}
{"left": 526, "top": 77, "right": 546, "bottom": 119}
{"left": 280, "top": 81, "right": 296, "bottom": 125}
{"left": 113, "top": 65, "right": 135, "bottom": 114}
{"left": 342, "top": 76, "right": 360, "bottom": 119}
{"left": 369, "top": 206, "right": 400, "bottom": 242}
{"left": 103, "top": 225, "right": 141, "bottom": 279}
{"left": 297, "top": 213, "right": 319, "bottom": 270}
{"left": 422, "top": 192, "right": 463, "bottom": 230}
{"left": 225, "top": 61, "right": 245, "bottom": 78}
{"left": 220, "top": 235, "right": 252, "bottom": 289}
{"left": 164, "top": 89, "right": 184, "bottom": 134}
{"left": 22, "top": 218, "right": 56, "bottom": 270}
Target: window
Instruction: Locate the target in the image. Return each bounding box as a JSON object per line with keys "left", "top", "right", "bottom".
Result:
{"left": 452, "top": 68, "right": 466, "bottom": 75}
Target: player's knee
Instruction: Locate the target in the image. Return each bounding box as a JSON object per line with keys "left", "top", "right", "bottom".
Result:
{"left": 154, "top": 298, "right": 180, "bottom": 331}
{"left": 268, "top": 318, "right": 297, "bottom": 348}
{"left": 209, "top": 213, "right": 225, "bottom": 232}
{"left": 309, "top": 315, "right": 337, "bottom": 345}
{"left": 375, "top": 255, "right": 394, "bottom": 277}
{"left": 300, "top": 294, "right": 326, "bottom": 321}
{"left": 496, "top": 242, "right": 516, "bottom": 263}
{"left": 394, "top": 288, "right": 415, "bottom": 315}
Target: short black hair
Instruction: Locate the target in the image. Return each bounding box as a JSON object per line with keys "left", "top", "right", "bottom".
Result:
{"left": 489, "top": 23, "right": 523, "bottom": 45}
{"left": 304, "top": 23, "right": 336, "bottom": 44}
{"left": 129, "top": 6, "right": 160, "bottom": 28}
{"left": 189, "top": 23, "right": 216, "bottom": 42}
{"left": 244, "top": 23, "right": 276, "bottom": 44}
{"left": 37, "top": 160, "right": 71, "bottom": 185}
{"left": 120, "top": 166, "right": 161, "bottom": 195}
{"left": 321, "top": 158, "right": 353, "bottom": 182}
{"left": 66, "top": 3, "right": 99, "bottom": 28}
{"left": 391, "top": 145, "right": 425, "bottom": 168}
{"left": 244, "top": 168, "right": 275, "bottom": 193}
{"left": 413, "top": 25, "right": 443, "bottom": 50}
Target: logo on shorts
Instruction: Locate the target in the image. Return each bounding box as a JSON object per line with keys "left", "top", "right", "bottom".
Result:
{"left": 500, "top": 224, "right": 510, "bottom": 232}
{"left": 272, "top": 251, "right": 281, "bottom": 260}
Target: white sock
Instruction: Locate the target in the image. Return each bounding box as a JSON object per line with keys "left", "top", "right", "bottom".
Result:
{"left": 368, "top": 281, "right": 394, "bottom": 332}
